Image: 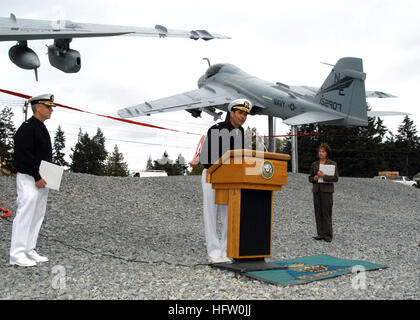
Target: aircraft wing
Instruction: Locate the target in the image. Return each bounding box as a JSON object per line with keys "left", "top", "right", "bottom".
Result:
{"left": 367, "top": 111, "right": 409, "bottom": 117}
{"left": 283, "top": 111, "right": 344, "bottom": 126}
{"left": 0, "top": 15, "right": 230, "bottom": 42}
{"left": 0, "top": 30, "right": 131, "bottom": 41}
{"left": 118, "top": 84, "right": 239, "bottom": 118}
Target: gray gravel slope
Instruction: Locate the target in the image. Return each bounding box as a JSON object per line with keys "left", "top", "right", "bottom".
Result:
{"left": 0, "top": 172, "right": 419, "bottom": 299}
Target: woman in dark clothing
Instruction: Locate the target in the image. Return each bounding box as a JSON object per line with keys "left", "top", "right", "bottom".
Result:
{"left": 308, "top": 143, "right": 338, "bottom": 242}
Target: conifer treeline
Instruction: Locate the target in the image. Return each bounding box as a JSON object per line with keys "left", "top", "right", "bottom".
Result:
{"left": 1, "top": 106, "right": 419, "bottom": 178}
{"left": 278, "top": 115, "right": 420, "bottom": 177}
{"left": 0, "top": 107, "right": 129, "bottom": 176}
{"left": 69, "top": 128, "right": 129, "bottom": 177}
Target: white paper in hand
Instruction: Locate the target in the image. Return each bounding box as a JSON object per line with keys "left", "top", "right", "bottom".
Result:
{"left": 39, "top": 160, "right": 64, "bottom": 191}
{"left": 318, "top": 164, "right": 335, "bottom": 183}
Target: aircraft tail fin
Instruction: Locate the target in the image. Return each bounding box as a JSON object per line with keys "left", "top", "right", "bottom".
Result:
{"left": 315, "top": 57, "right": 367, "bottom": 126}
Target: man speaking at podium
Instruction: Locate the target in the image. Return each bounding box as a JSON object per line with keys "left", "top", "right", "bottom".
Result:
{"left": 199, "top": 99, "right": 252, "bottom": 264}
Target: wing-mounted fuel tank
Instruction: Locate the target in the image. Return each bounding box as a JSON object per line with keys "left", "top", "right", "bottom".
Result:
{"left": 202, "top": 107, "right": 223, "bottom": 121}
{"left": 186, "top": 108, "right": 202, "bottom": 118}
{"left": 8, "top": 41, "right": 40, "bottom": 80}
{"left": 47, "top": 39, "right": 81, "bottom": 73}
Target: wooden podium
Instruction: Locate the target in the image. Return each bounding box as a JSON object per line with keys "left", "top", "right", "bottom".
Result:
{"left": 206, "top": 149, "right": 290, "bottom": 272}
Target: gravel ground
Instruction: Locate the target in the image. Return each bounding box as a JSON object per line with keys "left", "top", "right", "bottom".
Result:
{"left": 0, "top": 172, "right": 419, "bottom": 300}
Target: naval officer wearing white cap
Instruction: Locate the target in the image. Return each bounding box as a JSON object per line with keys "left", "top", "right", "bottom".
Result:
{"left": 199, "top": 99, "right": 252, "bottom": 264}
{"left": 10, "top": 94, "right": 55, "bottom": 267}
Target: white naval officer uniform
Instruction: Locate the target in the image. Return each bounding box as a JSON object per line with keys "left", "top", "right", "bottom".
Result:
{"left": 200, "top": 99, "right": 252, "bottom": 263}
{"left": 201, "top": 169, "right": 228, "bottom": 260}
{"left": 10, "top": 94, "right": 55, "bottom": 266}
{"left": 10, "top": 173, "right": 49, "bottom": 260}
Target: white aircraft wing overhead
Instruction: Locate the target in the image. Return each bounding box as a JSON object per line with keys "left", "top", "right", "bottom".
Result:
{"left": 283, "top": 111, "right": 344, "bottom": 126}
{"left": 0, "top": 30, "right": 131, "bottom": 41}
{"left": 117, "top": 84, "right": 238, "bottom": 118}
{"left": 0, "top": 15, "right": 230, "bottom": 41}
{"left": 125, "top": 26, "right": 230, "bottom": 40}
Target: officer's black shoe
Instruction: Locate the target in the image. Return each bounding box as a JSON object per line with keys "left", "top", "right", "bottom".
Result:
{"left": 313, "top": 236, "right": 324, "bottom": 240}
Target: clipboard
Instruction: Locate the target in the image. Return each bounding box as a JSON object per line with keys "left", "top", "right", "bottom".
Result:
{"left": 318, "top": 164, "right": 335, "bottom": 183}
{"left": 39, "top": 160, "right": 64, "bottom": 191}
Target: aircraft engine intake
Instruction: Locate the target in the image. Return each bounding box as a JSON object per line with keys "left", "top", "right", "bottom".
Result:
{"left": 47, "top": 39, "right": 81, "bottom": 73}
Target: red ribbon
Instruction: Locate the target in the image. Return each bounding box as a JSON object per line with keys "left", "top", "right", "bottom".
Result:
{"left": 259, "top": 127, "right": 348, "bottom": 138}
{"left": 0, "top": 88, "right": 202, "bottom": 136}
{"left": 190, "top": 135, "right": 206, "bottom": 166}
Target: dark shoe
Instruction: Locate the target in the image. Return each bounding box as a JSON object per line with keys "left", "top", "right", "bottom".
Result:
{"left": 313, "top": 236, "right": 324, "bottom": 240}
{"left": 324, "top": 238, "right": 332, "bottom": 242}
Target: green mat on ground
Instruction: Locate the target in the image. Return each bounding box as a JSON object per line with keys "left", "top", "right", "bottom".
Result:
{"left": 246, "top": 254, "right": 387, "bottom": 286}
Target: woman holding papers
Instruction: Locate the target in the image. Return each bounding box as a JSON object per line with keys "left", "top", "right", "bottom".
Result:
{"left": 308, "top": 143, "right": 338, "bottom": 242}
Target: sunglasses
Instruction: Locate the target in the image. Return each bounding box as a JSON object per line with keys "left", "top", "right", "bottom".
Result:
{"left": 41, "top": 104, "right": 54, "bottom": 110}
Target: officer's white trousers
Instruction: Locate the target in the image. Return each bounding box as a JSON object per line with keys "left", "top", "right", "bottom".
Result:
{"left": 201, "top": 169, "right": 228, "bottom": 258}
{"left": 10, "top": 173, "right": 49, "bottom": 259}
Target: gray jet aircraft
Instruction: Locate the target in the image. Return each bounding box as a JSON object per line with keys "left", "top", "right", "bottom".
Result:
{"left": 118, "top": 57, "right": 403, "bottom": 127}
{"left": 0, "top": 13, "right": 229, "bottom": 80}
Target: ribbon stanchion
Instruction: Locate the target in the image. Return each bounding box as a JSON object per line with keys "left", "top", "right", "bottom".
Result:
{"left": 0, "top": 199, "right": 12, "bottom": 218}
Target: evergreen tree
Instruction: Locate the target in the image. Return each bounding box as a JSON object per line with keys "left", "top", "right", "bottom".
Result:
{"left": 70, "top": 128, "right": 108, "bottom": 175}
{"left": 0, "top": 107, "right": 16, "bottom": 172}
{"left": 175, "top": 153, "right": 188, "bottom": 175}
{"left": 282, "top": 113, "right": 392, "bottom": 177}
{"left": 157, "top": 150, "right": 171, "bottom": 165}
{"left": 151, "top": 151, "right": 182, "bottom": 176}
{"left": 104, "top": 145, "right": 129, "bottom": 176}
{"left": 70, "top": 129, "right": 91, "bottom": 173}
{"left": 189, "top": 163, "right": 204, "bottom": 175}
{"left": 91, "top": 128, "right": 108, "bottom": 175}
{"left": 146, "top": 155, "right": 153, "bottom": 170}
{"left": 322, "top": 116, "right": 387, "bottom": 178}
{"left": 52, "top": 125, "right": 69, "bottom": 167}
{"left": 396, "top": 116, "right": 418, "bottom": 147}
{"left": 393, "top": 116, "right": 420, "bottom": 177}
{"left": 274, "top": 137, "right": 288, "bottom": 154}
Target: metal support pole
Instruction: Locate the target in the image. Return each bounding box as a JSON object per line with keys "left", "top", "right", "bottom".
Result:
{"left": 291, "top": 125, "right": 298, "bottom": 173}
{"left": 273, "top": 117, "right": 276, "bottom": 152}
{"left": 23, "top": 101, "right": 28, "bottom": 121}
{"left": 268, "top": 116, "right": 274, "bottom": 152}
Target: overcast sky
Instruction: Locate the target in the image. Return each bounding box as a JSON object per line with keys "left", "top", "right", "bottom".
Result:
{"left": 1, "top": 0, "right": 419, "bottom": 171}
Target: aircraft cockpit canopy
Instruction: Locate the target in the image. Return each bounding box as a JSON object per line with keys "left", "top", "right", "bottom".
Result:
{"left": 205, "top": 64, "right": 224, "bottom": 78}
{"left": 205, "top": 63, "right": 246, "bottom": 79}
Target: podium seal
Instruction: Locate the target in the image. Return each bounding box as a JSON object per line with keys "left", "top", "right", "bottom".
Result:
{"left": 262, "top": 160, "right": 274, "bottom": 179}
